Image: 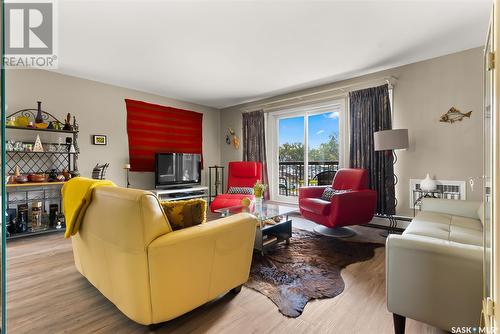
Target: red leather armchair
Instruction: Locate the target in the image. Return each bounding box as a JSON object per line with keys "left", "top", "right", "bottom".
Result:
{"left": 210, "top": 161, "right": 262, "bottom": 212}
{"left": 299, "top": 168, "right": 377, "bottom": 237}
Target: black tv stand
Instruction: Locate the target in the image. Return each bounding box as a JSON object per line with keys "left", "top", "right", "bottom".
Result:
{"left": 151, "top": 186, "right": 208, "bottom": 202}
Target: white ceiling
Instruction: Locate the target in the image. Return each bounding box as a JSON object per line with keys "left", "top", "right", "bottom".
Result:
{"left": 55, "top": 0, "right": 491, "bottom": 108}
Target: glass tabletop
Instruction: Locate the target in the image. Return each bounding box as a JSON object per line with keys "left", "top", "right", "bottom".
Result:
{"left": 214, "top": 202, "right": 298, "bottom": 221}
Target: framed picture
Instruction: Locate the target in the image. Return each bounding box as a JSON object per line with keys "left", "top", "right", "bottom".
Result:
{"left": 92, "top": 135, "right": 107, "bottom": 145}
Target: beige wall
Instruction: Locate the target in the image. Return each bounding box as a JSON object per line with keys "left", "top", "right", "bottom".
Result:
{"left": 220, "top": 47, "right": 484, "bottom": 216}
{"left": 6, "top": 70, "right": 221, "bottom": 189}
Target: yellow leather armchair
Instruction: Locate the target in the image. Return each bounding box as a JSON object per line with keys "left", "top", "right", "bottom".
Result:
{"left": 71, "top": 186, "right": 257, "bottom": 325}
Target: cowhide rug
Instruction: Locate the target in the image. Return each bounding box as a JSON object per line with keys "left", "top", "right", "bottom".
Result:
{"left": 245, "top": 229, "right": 383, "bottom": 317}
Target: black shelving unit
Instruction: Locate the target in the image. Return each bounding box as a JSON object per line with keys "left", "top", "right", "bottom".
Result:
{"left": 208, "top": 165, "right": 225, "bottom": 204}
{"left": 6, "top": 105, "right": 79, "bottom": 239}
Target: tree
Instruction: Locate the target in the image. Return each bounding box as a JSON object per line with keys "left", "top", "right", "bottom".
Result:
{"left": 279, "top": 142, "right": 304, "bottom": 162}
{"left": 279, "top": 134, "right": 339, "bottom": 162}
{"left": 309, "top": 134, "right": 339, "bottom": 162}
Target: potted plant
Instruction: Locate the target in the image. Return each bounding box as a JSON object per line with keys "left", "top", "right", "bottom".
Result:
{"left": 253, "top": 180, "right": 267, "bottom": 206}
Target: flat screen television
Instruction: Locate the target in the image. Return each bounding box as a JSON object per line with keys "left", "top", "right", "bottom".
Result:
{"left": 155, "top": 153, "right": 201, "bottom": 188}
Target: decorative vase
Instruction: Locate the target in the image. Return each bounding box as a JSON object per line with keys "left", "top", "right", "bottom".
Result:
{"left": 255, "top": 196, "right": 263, "bottom": 211}
{"left": 420, "top": 173, "right": 437, "bottom": 192}
{"left": 35, "top": 101, "right": 43, "bottom": 124}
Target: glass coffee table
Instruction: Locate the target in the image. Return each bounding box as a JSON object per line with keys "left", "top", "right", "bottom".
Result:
{"left": 215, "top": 202, "right": 297, "bottom": 255}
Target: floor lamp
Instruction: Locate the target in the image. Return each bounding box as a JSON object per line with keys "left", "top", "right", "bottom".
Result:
{"left": 374, "top": 129, "right": 409, "bottom": 236}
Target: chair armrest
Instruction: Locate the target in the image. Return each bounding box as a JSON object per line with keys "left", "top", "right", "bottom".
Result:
{"left": 421, "top": 198, "right": 481, "bottom": 219}
{"left": 386, "top": 234, "right": 482, "bottom": 331}
{"left": 147, "top": 213, "right": 257, "bottom": 323}
{"left": 329, "top": 189, "right": 377, "bottom": 226}
{"left": 299, "top": 186, "right": 327, "bottom": 199}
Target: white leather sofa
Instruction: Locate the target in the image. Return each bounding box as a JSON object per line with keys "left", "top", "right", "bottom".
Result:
{"left": 386, "top": 198, "right": 483, "bottom": 334}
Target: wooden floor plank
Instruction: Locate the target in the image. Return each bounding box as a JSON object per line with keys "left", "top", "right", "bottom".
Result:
{"left": 6, "top": 223, "right": 445, "bottom": 334}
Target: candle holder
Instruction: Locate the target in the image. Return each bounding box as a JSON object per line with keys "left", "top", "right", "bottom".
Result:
{"left": 124, "top": 163, "right": 131, "bottom": 188}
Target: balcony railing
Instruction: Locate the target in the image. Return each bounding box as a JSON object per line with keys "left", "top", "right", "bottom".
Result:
{"left": 278, "top": 161, "right": 339, "bottom": 196}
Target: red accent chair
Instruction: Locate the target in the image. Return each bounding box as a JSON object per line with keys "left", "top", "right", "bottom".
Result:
{"left": 298, "top": 168, "right": 377, "bottom": 237}
{"left": 210, "top": 161, "right": 262, "bottom": 212}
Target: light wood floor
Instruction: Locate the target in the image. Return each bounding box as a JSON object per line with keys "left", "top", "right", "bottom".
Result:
{"left": 6, "top": 224, "right": 445, "bottom": 334}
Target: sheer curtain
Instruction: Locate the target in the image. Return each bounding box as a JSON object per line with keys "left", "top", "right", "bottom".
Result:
{"left": 242, "top": 110, "right": 269, "bottom": 199}
{"left": 349, "top": 84, "right": 395, "bottom": 214}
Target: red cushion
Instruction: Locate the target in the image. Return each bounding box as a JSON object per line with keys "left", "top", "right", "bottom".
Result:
{"left": 230, "top": 161, "right": 258, "bottom": 178}
{"left": 299, "top": 198, "right": 331, "bottom": 215}
{"left": 332, "top": 168, "right": 369, "bottom": 190}
{"left": 210, "top": 194, "right": 255, "bottom": 212}
{"left": 227, "top": 161, "right": 262, "bottom": 188}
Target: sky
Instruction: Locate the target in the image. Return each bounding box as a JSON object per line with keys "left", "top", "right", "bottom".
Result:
{"left": 279, "top": 112, "right": 339, "bottom": 148}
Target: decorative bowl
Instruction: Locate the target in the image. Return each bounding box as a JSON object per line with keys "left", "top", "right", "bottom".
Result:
{"left": 15, "top": 175, "right": 28, "bottom": 183}
{"left": 28, "top": 174, "right": 46, "bottom": 183}
{"left": 35, "top": 123, "right": 49, "bottom": 129}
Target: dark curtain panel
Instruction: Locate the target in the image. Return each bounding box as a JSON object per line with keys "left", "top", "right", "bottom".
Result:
{"left": 242, "top": 110, "right": 269, "bottom": 199}
{"left": 349, "top": 84, "right": 395, "bottom": 214}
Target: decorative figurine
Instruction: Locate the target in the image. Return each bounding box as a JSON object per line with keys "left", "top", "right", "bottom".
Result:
{"left": 47, "top": 121, "right": 54, "bottom": 129}
{"left": 63, "top": 113, "right": 73, "bottom": 131}
{"left": 70, "top": 170, "right": 80, "bottom": 178}
{"left": 227, "top": 128, "right": 240, "bottom": 149}
{"left": 48, "top": 169, "right": 58, "bottom": 181}
{"left": 62, "top": 168, "right": 72, "bottom": 181}
{"left": 15, "top": 116, "right": 29, "bottom": 127}
{"left": 33, "top": 135, "right": 44, "bottom": 152}
{"left": 72, "top": 116, "right": 79, "bottom": 132}
{"left": 6, "top": 116, "right": 16, "bottom": 126}
{"left": 13, "top": 165, "right": 21, "bottom": 177}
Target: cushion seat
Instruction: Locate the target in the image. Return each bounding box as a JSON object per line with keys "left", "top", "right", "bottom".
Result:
{"left": 210, "top": 194, "right": 255, "bottom": 212}
{"left": 299, "top": 198, "right": 331, "bottom": 215}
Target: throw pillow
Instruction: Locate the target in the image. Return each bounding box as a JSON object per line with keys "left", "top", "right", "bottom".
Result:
{"left": 320, "top": 187, "right": 351, "bottom": 201}
{"left": 227, "top": 187, "right": 254, "bottom": 195}
{"left": 161, "top": 199, "right": 207, "bottom": 231}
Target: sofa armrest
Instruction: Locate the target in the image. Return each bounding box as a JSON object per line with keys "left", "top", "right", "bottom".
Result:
{"left": 421, "top": 198, "right": 481, "bottom": 219}
{"left": 299, "top": 186, "right": 327, "bottom": 199}
{"left": 386, "top": 234, "right": 482, "bottom": 331}
{"left": 147, "top": 213, "right": 257, "bottom": 323}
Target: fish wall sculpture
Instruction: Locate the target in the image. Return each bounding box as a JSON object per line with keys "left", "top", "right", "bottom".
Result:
{"left": 439, "top": 107, "right": 472, "bottom": 124}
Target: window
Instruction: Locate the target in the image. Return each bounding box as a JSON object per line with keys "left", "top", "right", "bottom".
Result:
{"left": 268, "top": 99, "right": 347, "bottom": 202}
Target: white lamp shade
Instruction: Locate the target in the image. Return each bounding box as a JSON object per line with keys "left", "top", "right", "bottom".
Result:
{"left": 374, "top": 129, "right": 409, "bottom": 151}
